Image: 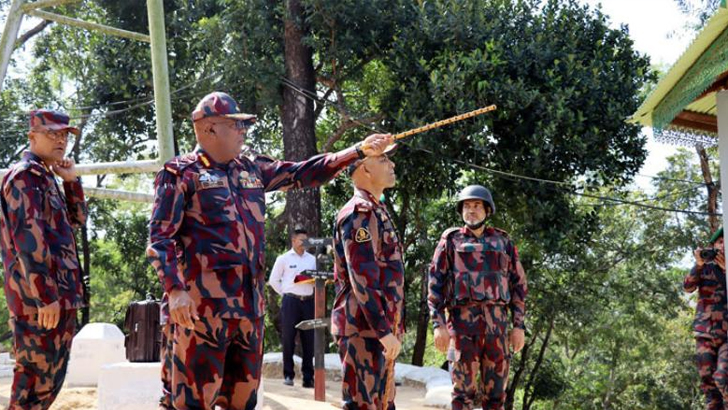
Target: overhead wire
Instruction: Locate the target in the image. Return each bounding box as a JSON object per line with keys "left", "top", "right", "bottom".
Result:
{"left": 278, "top": 77, "right": 720, "bottom": 217}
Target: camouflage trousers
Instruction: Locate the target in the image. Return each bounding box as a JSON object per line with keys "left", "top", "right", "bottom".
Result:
{"left": 9, "top": 309, "right": 77, "bottom": 410}
{"left": 171, "top": 316, "right": 263, "bottom": 410}
{"left": 448, "top": 305, "right": 510, "bottom": 410}
{"left": 696, "top": 336, "right": 728, "bottom": 410}
{"left": 160, "top": 323, "right": 173, "bottom": 409}
{"left": 336, "top": 335, "right": 396, "bottom": 410}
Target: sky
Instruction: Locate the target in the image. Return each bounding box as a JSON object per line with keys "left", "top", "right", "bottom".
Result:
{"left": 578, "top": 0, "right": 699, "bottom": 185}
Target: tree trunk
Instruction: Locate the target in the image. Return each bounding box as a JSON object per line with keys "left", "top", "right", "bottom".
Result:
{"left": 506, "top": 329, "right": 534, "bottom": 410}
{"left": 411, "top": 268, "right": 430, "bottom": 366}
{"left": 696, "top": 145, "right": 719, "bottom": 232}
{"left": 523, "top": 318, "right": 555, "bottom": 410}
{"left": 282, "top": 0, "right": 320, "bottom": 236}
{"left": 80, "top": 226, "right": 90, "bottom": 326}
{"left": 72, "top": 111, "right": 91, "bottom": 327}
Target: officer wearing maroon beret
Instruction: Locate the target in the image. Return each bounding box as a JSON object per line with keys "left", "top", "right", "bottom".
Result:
{"left": 428, "top": 185, "right": 527, "bottom": 410}
{"left": 0, "top": 109, "right": 87, "bottom": 409}
{"left": 147, "top": 91, "right": 392, "bottom": 410}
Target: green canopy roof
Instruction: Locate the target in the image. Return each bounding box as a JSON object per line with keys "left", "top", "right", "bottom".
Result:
{"left": 632, "top": 3, "right": 728, "bottom": 135}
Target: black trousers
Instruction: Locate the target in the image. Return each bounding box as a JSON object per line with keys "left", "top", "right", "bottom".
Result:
{"left": 281, "top": 294, "right": 315, "bottom": 381}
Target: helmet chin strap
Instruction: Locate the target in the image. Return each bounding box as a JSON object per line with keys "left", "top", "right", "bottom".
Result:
{"left": 465, "top": 218, "right": 486, "bottom": 230}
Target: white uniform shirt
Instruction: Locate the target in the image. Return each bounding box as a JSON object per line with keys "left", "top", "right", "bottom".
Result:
{"left": 268, "top": 249, "right": 316, "bottom": 297}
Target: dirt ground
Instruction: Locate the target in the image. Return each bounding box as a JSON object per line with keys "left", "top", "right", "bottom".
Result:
{"left": 0, "top": 377, "right": 433, "bottom": 409}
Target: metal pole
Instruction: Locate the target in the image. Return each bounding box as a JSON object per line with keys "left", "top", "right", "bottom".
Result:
{"left": 25, "top": 9, "right": 150, "bottom": 42}
{"left": 83, "top": 187, "right": 153, "bottom": 203}
{"left": 717, "top": 90, "right": 728, "bottom": 316}
{"left": 146, "top": 0, "right": 175, "bottom": 163}
{"left": 313, "top": 274, "right": 326, "bottom": 401}
{"left": 0, "top": 159, "right": 160, "bottom": 177}
{"left": 21, "top": 0, "right": 82, "bottom": 11}
{"left": 0, "top": 0, "right": 26, "bottom": 91}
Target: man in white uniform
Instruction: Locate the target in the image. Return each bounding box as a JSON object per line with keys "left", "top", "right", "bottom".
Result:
{"left": 269, "top": 228, "right": 317, "bottom": 387}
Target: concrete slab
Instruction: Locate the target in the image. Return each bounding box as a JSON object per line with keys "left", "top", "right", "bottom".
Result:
{"left": 66, "top": 323, "right": 126, "bottom": 387}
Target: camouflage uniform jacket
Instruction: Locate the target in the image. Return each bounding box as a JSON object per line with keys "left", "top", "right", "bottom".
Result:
{"left": 428, "top": 226, "right": 527, "bottom": 335}
{"left": 0, "top": 151, "right": 87, "bottom": 318}
{"left": 331, "top": 188, "right": 405, "bottom": 339}
{"left": 684, "top": 262, "right": 727, "bottom": 339}
{"left": 147, "top": 147, "right": 360, "bottom": 319}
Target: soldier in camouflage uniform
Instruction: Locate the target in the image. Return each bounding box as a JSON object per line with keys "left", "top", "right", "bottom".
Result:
{"left": 685, "top": 227, "right": 728, "bottom": 410}
{"left": 331, "top": 147, "right": 404, "bottom": 410}
{"left": 147, "top": 91, "right": 392, "bottom": 410}
{"left": 428, "top": 185, "right": 527, "bottom": 410}
{"left": 0, "top": 109, "right": 87, "bottom": 410}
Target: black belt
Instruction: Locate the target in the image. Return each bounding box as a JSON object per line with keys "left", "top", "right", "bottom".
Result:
{"left": 284, "top": 293, "right": 314, "bottom": 301}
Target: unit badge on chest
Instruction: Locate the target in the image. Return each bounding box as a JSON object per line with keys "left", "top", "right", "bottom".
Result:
{"left": 355, "top": 227, "right": 372, "bottom": 243}
{"left": 199, "top": 172, "right": 225, "bottom": 190}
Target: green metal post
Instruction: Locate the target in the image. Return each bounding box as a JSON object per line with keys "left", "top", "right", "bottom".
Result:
{"left": 0, "top": 0, "right": 26, "bottom": 91}
{"left": 25, "top": 10, "right": 150, "bottom": 42}
{"left": 21, "top": 0, "right": 82, "bottom": 11}
{"left": 146, "top": 0, "right": 175, "bottom": 163}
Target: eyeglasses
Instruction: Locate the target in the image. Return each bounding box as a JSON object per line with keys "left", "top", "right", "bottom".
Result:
{"left": 232, "top": 119, "right": 255, "bottom": 130}
{"left": 43, "top": 130, "right": 73, "bottom": 143}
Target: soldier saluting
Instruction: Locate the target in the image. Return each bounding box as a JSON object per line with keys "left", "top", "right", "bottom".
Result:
{"left": 0, "top": 110, "right": 87, "bottom": 409}
{"left": 428, "top": 185, "right": 527, "bottom": 410}
{"left": 331, "top": 146, "right": 404, "bottom": 410}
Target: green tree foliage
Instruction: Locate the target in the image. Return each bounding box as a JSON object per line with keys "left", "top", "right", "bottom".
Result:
{"left": 0, "top": 1, "right": 708, "bottom": 408}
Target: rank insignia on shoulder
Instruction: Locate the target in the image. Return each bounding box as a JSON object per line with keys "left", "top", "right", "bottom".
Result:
{"left": 199, "top": 173, "right": 225, "bottom": 189}
{"left": 164, "top": 166, "right": 178, "bottom": 176}
{"left": 355, "top": 227, "right": 372, "bottom": 243}
{"left": 29, "top": 168, "right": 42, "bottom": 177}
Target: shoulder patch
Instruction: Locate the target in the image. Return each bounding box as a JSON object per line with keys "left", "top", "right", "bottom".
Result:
{"left": 163, "top": 153, "right": 196, "bottom": 176}
{"left": 6, "top": 161, "right": 45, "bottom": 184}
{"left": 355, "top": 227, "right": 372, "bottom": 243}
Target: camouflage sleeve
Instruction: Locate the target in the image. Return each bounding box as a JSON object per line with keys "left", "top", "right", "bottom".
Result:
{"left": 62, "top": 179, "right": 87, "bottom": 228}
{"left": 146, "top": 169, "right": 186, "bottom": 292}
{"left": 683, "top": 265, "right": 702, "bottom": 293}
{"left": 258, "top": 146, "right": 359, "bottom": 192}
{"left": 341, "top": 209, "right": 392, "bottom": 339}
{"left": 428, "top": 234, "right": 451, "bottom": 329}
{"left": 5, "top": 171, "right": 58, "bottom": 306}
{"left": 509, "top": 242, "right": 527, "bottom": 329}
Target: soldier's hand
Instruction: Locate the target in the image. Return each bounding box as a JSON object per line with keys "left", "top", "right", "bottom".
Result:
{"left": 360, "top": 134, "right": 394, "bottom": 157}
{"left": 509, "top": 328, "right": 525, "bottom": 353}
{"left": 379, "top": 333, "right": 401, "bottom": 361}
{"left": 169, "top": 289, "right": 199, "bottom": 330}
{"left": 433, "top": 327, "right": 450, "bottom": 353}
{"left": 694, "top": 249, "right": 705, "bottom": 267}
{"left": 37, "top": 301, "right": 61, "bottom": 329}
{"left": 717, "top": 252, "right": 726, "bottom": 271}
{"left": 51, "top": 158, "right": 78, "bottom": 182}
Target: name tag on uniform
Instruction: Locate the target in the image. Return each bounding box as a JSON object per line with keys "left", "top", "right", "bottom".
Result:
{"left": 239, "top": 171, "right": 264, "bottom": 189}
{"left": 199, "top": 173, "right": 225, "bottom": 190}
{"left": 289, "top": 265, "right": 297, "bottom": 269}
